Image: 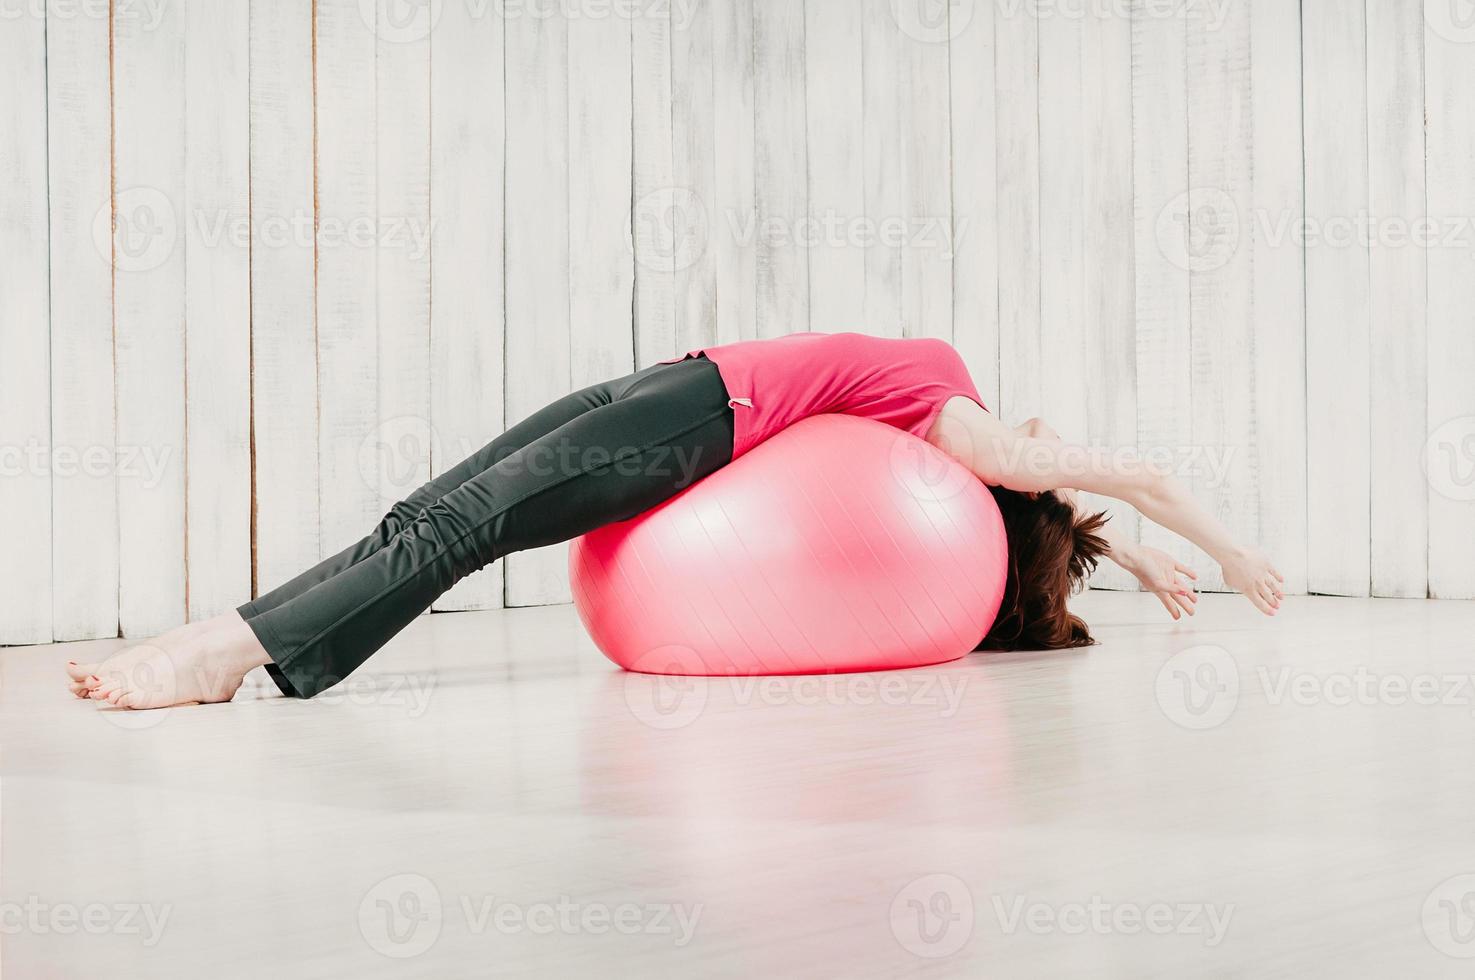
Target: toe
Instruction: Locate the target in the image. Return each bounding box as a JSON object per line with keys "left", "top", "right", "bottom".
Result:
{"left": 65, "top": 661, "right": 98, "bottom": 683}
{"left": 115, "top": 690, "right": 151, "bottom": 710}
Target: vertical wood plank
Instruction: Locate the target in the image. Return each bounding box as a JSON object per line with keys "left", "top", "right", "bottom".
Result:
{"left": 899, "top": 7, "right": 952, "bottom": 341}
{"left": 949, "top": 0, "right": 999, "bottom": 410}
{"left": 1424, "top": 2, "right": 1475, "bottom": 598}
{"left": 1037, "top": 10, "right": 1088, "bottom": 437}
{"left": 995, "top": 2, "right": 1042, "bottom": 420}
{"left": 316, "top": 0, "right": 380, "bottom": 556}
{"left": 569, "top": 0, "right": 636, "bottom": 384}
{"left": 1185, "top": 0, "right": 1256, "bottom": 593}
{"left": 504, "top": 4, "right": 572, "bottom": 605}
{"left": 428, "top": 0, "right": 505, "bottom": 612}
{"left": 1367, "top": 0, "right": 1427, "bottom": 598}
{"left": 114, "top": 0, "right": 187, "bottom": 636}
{"left": 1249, "top": 0, "right": 1308, "bottom": 595}
{"left": 374, "top": 5, "right": 433, "bottom": 546}
{"left": 672, "top": 0, "right": 720, "bottom": 350}
{"left": 862, "top": 0, "right": 904, "bottom": 339}
{"left": 632, "top": 6, "right": 676, "bottom": 363}
{"left": 47, "top": 0, "right": 118, "bottom": 640}
{"left": 804, "top": 0, "right": 865, "bottom": 332}
{"left": 0, "top": 7, "right": 53, "bottom": 644}
{"left": 248, "top": 0, "right": 320, "bottom": 599}
{"left": 1130, "top": 0, "right": 1192, "bottom": 568}
{"left": 753, "top": 0, "right": 808, "bottom": 338}
{"left": 1303, "top": 0, "right": 1371, "bottom": 596}
{"left": 185, "top": 0, "right": 252, "bottom": 620}
{"left": 712, "top": 0, "right": 756, "bottom": 346}
{"left": 1081, "top": 6, "right": 1139, "bottom": 591}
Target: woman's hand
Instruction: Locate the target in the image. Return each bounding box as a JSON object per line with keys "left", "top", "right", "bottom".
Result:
{"left": 1119, "top": 544, "right": 1198, "bottom": 621}
{"left": 1220, "top": 547, "right": 1284, "bottom": 616}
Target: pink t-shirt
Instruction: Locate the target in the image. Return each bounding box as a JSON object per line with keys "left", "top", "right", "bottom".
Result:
{"left": 670, "top": 332, "right": 988, "bottom": 459}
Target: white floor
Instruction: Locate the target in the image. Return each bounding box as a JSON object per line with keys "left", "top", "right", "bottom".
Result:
{"left": 6, "top": 592, "right": 1475, "bottom": 977}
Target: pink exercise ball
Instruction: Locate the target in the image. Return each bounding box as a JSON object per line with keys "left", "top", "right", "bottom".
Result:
{"left": 569, "top": 414, "right": 1008, "bottom": 676}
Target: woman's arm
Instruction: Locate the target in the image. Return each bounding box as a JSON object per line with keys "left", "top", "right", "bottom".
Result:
{"left": 928, "top": 398, "right": 1284, "bottom": 616}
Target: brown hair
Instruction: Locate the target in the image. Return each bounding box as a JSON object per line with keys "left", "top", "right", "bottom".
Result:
{"left": 978, "top": 487, "right": 1111, "bottom": 651}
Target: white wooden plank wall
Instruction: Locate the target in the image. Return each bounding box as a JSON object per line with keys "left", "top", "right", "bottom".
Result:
{"left": 46, "top": 0, "right": 116, "bottom": 641}
{"left": 1248, "top": 0, "right": 1308, "bottom": 596}
{"left": 1424, "top": 0, "right": 1475, "bottom": 600}
{"left": 184, "top": 0, "right": 253, "bottom": 621}
{"left": 248, "top": 0, "right": 320, "bottom": 601}
{"left": 0, "top": 7, "right": 52, "bottom": 644}
{"left": 1080, "top": 5, "right": 1137, "bottom": 592}
{"left": 504, "top": 3, "right": 573, "bottom": 606}
{"left": 428, "top": 0, "right": 506, "bottom": 612}
{"left": 113, "top": 0, "right": 188, "bottom": 637}
{"left": 7, "top": 0, "right": 1475, "bottom": 644}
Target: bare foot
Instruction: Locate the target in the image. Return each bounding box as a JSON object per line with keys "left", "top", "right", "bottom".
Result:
{"left": 81, "top": 612, "right": 272, "bottom": 710}
{"left": 65, "top": 614, "right": 224, "bottom": 698}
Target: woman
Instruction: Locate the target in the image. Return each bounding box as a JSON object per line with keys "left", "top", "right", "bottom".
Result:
{"left": 66, "top": 331, "right": 1282, "bottom": 709}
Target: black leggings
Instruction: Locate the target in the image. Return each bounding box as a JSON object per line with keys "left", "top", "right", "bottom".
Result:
{"left": 238, "top": 355, "right": 735, "bottom": 698}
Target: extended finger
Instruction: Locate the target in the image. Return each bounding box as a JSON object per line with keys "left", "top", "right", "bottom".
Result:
{"left": 1156, "top": 592, "right": 1182, "bottom": 621}
{"left": 1173, "top": 592, "right": 1196, "bottom": 617}
{"left": 1175, "top": 562, "right": 1199, "bottom": 581}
